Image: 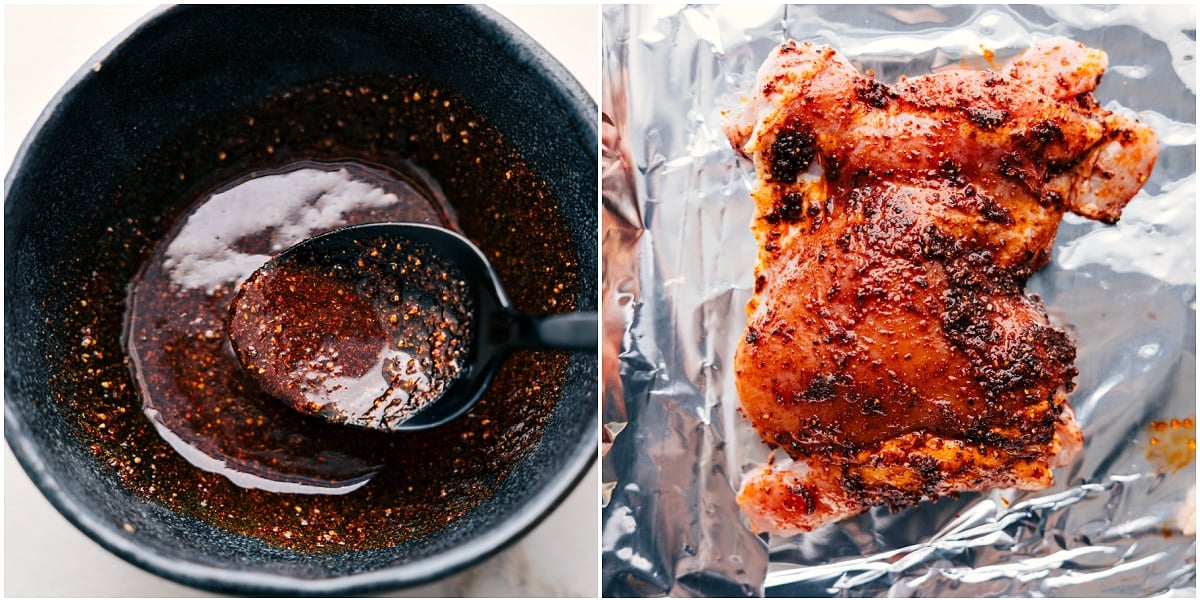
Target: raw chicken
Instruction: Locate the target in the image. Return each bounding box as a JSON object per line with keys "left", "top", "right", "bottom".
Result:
{"left": 724, "top": 38, "right": 1157, "bottom": 536}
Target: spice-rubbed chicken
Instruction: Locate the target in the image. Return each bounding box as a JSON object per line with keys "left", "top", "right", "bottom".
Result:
{"left": 724, "top": 38, "right": 1157, "bottom": 536}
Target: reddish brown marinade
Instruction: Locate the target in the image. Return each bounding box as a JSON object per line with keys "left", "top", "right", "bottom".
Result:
{"left": 42, "top": 75, "right": 577, "bottom": 552}
{"left": 1146, "top": 416, "right": 1197, "bottom": 474}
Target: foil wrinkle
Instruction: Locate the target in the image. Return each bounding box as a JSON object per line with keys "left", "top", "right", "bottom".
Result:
{"left": 602, "top": 4, "right": 1195, "bottom": 597}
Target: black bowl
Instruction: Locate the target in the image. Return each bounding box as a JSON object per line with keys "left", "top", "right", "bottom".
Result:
{"left": 5, "top": 5, "right": 596, "bottom": 595}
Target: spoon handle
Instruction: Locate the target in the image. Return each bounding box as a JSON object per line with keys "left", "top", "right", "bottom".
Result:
{"left": 516, "top": 312, "right": 598, "bottom": 351}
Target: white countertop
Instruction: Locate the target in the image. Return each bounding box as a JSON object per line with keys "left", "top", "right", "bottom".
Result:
{"left": 3, "top": 5, "right": 599, "bottom": 597}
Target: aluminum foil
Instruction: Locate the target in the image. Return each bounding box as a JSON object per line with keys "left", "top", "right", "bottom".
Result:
{"left": 601, "top": 4, "right": 1197, "bottom": 597}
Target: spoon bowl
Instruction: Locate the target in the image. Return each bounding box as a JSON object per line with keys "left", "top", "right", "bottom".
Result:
{"left": 229, "top": 223, "right": 597, "bottom": 431}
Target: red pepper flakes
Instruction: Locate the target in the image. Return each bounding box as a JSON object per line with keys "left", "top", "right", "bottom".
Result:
{"left": 229, "top": 234, "right": 474, "bottom": 430}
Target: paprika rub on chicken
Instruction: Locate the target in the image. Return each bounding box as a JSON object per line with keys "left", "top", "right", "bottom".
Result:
{"left": 724, "top": 38, "right": 1157, "bottom": 536}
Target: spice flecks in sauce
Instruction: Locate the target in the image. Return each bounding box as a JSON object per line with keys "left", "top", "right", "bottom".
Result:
{"left": 38, "top": 74, "right": 578, "bottom": 552}
{"left": 128, "top": 161, "right": 448, "bottom": 493}
{"left": 230, "top": 233, "right": 474, "bottom": 430}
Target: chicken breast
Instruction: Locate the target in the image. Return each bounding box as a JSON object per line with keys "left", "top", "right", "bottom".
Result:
{"left": 724, "top": 38, "right": 1157, "bottom": 536}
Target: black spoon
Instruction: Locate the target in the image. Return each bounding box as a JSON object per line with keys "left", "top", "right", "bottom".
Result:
{"left": 228, "top": 223, "right": 596, "bottom": 432}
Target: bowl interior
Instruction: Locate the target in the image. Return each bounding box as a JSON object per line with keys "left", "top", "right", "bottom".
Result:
{"left": 5, "top": 5, "right": 596, "bottom": 594}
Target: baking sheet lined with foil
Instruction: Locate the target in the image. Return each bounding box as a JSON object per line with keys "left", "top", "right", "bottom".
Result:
{"left": 601, "top": 4, "right": 1196, "bottom": 597}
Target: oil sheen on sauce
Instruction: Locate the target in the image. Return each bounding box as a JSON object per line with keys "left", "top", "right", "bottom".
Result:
{"left": 43, "top": 74, "right": 577, "bottom": 552}
{"left": 127, "top": 161, "right": 456, "bottom": 493}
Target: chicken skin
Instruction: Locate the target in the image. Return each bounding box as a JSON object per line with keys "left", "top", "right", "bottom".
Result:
{"left": 724, "top": 38, "right": 1157, "bottom": 536}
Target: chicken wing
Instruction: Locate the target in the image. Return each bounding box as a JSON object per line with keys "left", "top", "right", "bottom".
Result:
{"left": 724, "top": 38, "right": 1157, "bottom": 536}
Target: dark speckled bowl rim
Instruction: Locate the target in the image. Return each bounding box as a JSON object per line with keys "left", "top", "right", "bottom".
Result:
{"left": 4, "top": 4, "right": 598, "bottom": 596}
